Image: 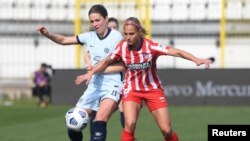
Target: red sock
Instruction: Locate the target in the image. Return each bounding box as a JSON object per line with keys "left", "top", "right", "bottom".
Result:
{"left": 121, "top": 129, "right": 134, "bottom": 141}
{"left": 165, "top": 132, "right": 179, "bottom": 141}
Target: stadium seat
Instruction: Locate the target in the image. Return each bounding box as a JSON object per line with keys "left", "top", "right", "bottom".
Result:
{"left": 207, "top": 0, "right": 221, "bottom": 20}
{"left": 0, "top": 0, "right": 14, "bottom": 19}
{"left": 152, "top": 0, "right": 172, "bottom": 21}
{"left": 12, "top": 0, "right": 29, "bottom": 20}
{"left": 82, "top": 3, "right": 94, "bottom": 21}
{"left": 171, "top": 0, "right": 189, "bottom": 21}
{"left": 31, "top": 0, "right": 50, "bottom": 20}
{"left": 48, "top": 0, "right": 68, "bottom": 21}
{"left": 189, "top": 0, "right": 207, "bottom": 20}
{"left": 226, "top": 0, "right": 242, "bottom": 20}
{"left": 242, "top": 0, "right": 250, "bottom": 19}
{"left": 67, "top": 0, "right": 75, "bottom": 21}
{"left": 106, "top": 2, "right": 119, "bottom": 19}
{"left": 119, "top": 2, "right": 137, "bottom": 20}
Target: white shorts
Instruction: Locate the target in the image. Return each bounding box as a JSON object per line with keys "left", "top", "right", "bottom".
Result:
{"left": 76, "top": 85, "right": 122, "bottom": 111}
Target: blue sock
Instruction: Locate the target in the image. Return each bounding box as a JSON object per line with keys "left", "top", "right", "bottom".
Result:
{"left": 68, "top": 128, "right": 82, "bottom": 141}
{"left": 89, "top": 113, "right": 96, "bottom": 139}
{"left": 91, "top": 121, "right": 107, "bottom": 141}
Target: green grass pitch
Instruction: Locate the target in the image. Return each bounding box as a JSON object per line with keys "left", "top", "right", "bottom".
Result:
{"left": 0, "top": 99, "right": 250, "bottom": 141}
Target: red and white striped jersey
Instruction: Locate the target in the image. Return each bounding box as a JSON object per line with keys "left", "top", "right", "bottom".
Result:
{"left": 110, "top": 38, "right": 171, "bottom": 92}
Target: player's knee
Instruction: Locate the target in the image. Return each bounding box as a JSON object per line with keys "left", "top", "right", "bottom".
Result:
{"left": 124, "top": 121, "right": 136, "bottom": 132}
{"left": 161, "top": 127, "right": 173, "bottom": 139}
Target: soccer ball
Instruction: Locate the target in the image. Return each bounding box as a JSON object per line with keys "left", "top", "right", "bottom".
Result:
{"left": 65, "top": 107, "right": 89, "bottom": 131}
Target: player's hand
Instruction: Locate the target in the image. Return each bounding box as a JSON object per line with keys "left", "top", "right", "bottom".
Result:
{"left": 196, "top": 59, "right": 212, "bottom": 68}
{"left": 37, "top": 25, "right": 49, "bottom": 36}
{"left": 75, "top": 72, "right": 93, "bottom": 85}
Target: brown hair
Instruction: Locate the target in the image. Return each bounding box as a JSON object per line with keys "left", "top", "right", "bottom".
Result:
{"left": 123, "top": 17, "right": 147, "bottom": 37}
{"left": 108, "top": 17, "right": 119, "bottom": 28}
{"left": 88, "top": 4, "right": 108, "bottom": 18}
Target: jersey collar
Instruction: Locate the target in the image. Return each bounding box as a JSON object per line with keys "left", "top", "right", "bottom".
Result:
{"left": 96, "top": 28, "right": 111, "bottom": 40}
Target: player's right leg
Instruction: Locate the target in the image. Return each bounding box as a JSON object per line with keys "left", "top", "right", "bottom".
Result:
{"left": 91, "top": 98, "right": 117, "bottom": 141}
{"left": 122, "top": 101, "right": 141, "bottom": 141}
{"left": 68, "top": 88, "right": 99, "bottom": 141}
{"left": 90, "top": 86, "right": 122, "bottom": 141}
{"left": 121, "top": 91, "right": 142, "bottom": 141}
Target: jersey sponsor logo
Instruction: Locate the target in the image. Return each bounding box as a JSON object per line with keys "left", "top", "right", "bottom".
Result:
{"left": 127, "top": 62, "right": 151, "bottom": 70}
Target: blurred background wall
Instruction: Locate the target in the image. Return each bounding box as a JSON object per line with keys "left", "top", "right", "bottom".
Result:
{"left": 0, "top": 0, "right": 250, "bottom": 103}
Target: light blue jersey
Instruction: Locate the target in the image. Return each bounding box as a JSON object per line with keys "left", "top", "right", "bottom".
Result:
{"left": 77, "top": 28, "right": 123, "bottom": 90}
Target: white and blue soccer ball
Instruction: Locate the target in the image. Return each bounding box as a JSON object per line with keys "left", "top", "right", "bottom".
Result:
{"left": 65, "top": 107, "right": 89, "bottom": 131}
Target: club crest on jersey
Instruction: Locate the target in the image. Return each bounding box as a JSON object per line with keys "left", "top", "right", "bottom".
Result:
{"left": 104, "top": 48, "right": 110, "bottom": 53}
{"left": 142, "top": 53, "right": 150, "bottom": 59}
{"left": 127, "top": 61, "right": 151, "bottom": 70}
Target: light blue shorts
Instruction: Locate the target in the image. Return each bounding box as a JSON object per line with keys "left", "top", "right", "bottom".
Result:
{"left": 76, "top": 85, "right": 122, "bottom": 111}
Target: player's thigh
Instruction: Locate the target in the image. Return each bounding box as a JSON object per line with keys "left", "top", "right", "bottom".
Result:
{"left": 95, "top": 88, "right": 121, "bottom": 121}
{"left": 95, "top": 98, "right": 117, "bottom": 121}
{"left": 151, "top": 107, "right": 172, "bottom": 132}
{"left": 123, "top": 101, "right": 141, "bottom": 126}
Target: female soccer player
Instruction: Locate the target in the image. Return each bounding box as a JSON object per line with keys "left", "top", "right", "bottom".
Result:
{"left": 85, "top": 16, "right": 126, "bottom": 133}
{"left": 75, "top": 17, "right": 212, "bottom": 141}
{"left": 37, "top": 5, "right": 124, "bottom": 141}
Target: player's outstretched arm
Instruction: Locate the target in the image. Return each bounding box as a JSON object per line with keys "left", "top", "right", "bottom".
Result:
{"left": 102, "top": 61, "right": 126, "bottom": 73}
{"left": 37, "top": 25, "right": 77, "bottom": 45}
{"left": 75, "top": 56, "right": 115, "bottom": 85}
{"left": 167, "top": 47, "right": 212, "bottom": 68}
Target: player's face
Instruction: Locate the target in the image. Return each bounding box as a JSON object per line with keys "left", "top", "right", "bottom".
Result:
{"left": 89, "top": 13, "right": 108, "bottom": 36}
{"left": 108, "top": 21, "right": 118, "bottom": 30}
{"left": 123, "top": 25, "right": 141, "bottom": 46}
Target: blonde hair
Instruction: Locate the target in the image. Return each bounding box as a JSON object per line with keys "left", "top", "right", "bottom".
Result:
{"left": 123, "top": 17, "right": 147, "bottom": 37}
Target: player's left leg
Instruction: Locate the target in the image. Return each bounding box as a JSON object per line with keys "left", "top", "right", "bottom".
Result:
{"left": 145, "top": 90, "right": 179, "bottom": 141}
{"left": 151, "top": 108, "right": 178, "bottom": 141}
{"left": 68, "top": 129, "right": 83, "bottom": 141}
{"left": 91, "top": 98, "right": 117, "bottom": 141}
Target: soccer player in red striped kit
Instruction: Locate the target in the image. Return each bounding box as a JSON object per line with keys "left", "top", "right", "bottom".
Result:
{"left": 75, "top": 17, "right": 212, "bottom": 141}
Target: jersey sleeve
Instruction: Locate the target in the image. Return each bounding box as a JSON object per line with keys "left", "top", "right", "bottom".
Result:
{"left": 110, "top": 42, "right": 123, "bottom": 61}
{"left": 150, "top": 41, "right": 171, "bottom": 56}
{"left": 76, "top": 32, "right": 89, "bottom": 45}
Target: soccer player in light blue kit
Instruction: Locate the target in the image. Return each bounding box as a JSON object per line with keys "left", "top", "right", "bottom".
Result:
{"left": 37, "top": 4, "right": 124, "bottom": 141}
